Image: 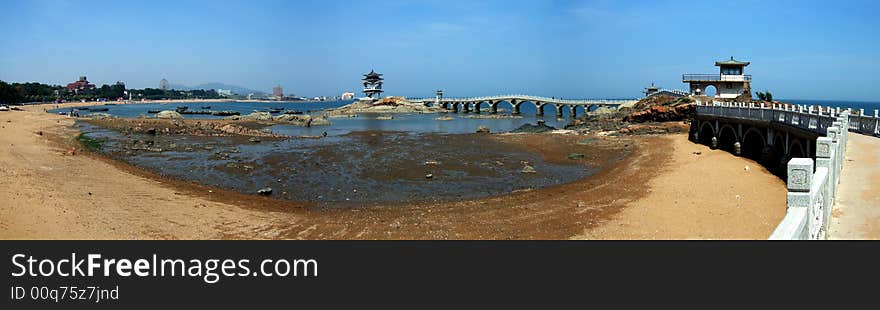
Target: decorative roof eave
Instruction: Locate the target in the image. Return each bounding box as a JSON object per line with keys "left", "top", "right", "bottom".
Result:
{"left": 715, "top": 56, "right": 750, "bottom": 67}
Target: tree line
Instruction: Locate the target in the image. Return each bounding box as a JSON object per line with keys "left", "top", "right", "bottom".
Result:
{"left": 0, "top": 80, "right": 222, "bottom": 104}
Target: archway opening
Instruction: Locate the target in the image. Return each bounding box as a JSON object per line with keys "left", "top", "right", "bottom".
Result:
{"left": 718, "top": 125, "right": 738, "bottom": 152}
{"left": 704, "top": 85, "right": 718, "bottom": 98}
{"left": 698, "top": 122, "right": 715, "bottom": 146}
{"left": 474, "top": 101, "right": 487, "bottom": 113}
{"left": 741, "top": 128, "right": 766, "bottom": 161}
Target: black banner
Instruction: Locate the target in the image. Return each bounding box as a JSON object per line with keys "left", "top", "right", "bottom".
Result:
{"left": 2, "top": 241, "right": 877, "bottom": 308}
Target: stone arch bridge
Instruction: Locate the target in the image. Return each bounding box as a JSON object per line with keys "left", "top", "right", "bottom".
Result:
{"left": 407, "top": 95, "right": 637, "bottom": 118}
{"left": 691, "top": 102, "right": 845, "bottom": 175}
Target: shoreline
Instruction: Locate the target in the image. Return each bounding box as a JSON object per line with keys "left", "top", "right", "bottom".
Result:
{"left": 0, "top": 103, "right": 786, "bottom": 239}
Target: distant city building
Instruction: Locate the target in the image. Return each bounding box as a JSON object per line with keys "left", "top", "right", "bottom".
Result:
{"left": 66, "top": 76, "right": 97, "bottom": 94}
{"left": 683, "top": 57, "right": 752, "bottom": 99}
{"left": 159, "top": 78, "right": 169, "bottom": 91}
{"left": 341, "top": 92, "right": 355, "bottom": 100}
{"left": 362, "top": 69, "right": 384, "bottom": 99}
{"left": 273, "top": 85, "right": 283, "bottom": 98}
{"left": 218, "top": 89, "right": 233, "bottom": 97}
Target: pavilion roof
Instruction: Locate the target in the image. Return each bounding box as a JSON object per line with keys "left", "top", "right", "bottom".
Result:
{"left": 715, "top": 57, "right": 750, "bottom": 66}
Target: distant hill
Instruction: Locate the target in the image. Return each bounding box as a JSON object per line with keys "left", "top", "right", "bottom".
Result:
{"left": 167, "top": 82, "right": 265, "bottom": 95}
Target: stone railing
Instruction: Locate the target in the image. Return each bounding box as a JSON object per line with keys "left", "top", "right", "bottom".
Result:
{"left": 695, "top": 101, "right": 838, "bottom": 135}
{"left": 694, "top": 101, "right": 851, "bottom": 240}
{"left": 406, "top": 95, "right": 637, "bottom": 106}
{"left": 848, "top": 109, "right": 880, "bottom": 136}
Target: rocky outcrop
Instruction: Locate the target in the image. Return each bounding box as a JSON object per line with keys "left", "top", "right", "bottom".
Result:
{"left": 512, "top": 121, "right": 556, "bottom": 133}
{"left": 324, "top": 97, "right": 444, "bottom": 115}
{"left": 476, "top": 125, "right": 491, "bottom": 133}
{"left": 622, "top": 104, "right": 694, "bottom": 123}
{"left": 273, "top": 114, "right": 331, "bottom": 127}
{"left": 156, "top": 111, "right": 183, "bottom": 119}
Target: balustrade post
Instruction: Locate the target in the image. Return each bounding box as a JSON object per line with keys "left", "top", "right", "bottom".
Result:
{"left": 816, "top": 136, "right": 834, "bottom": 239}
{"left": 787, "top": 158, "right": 813, "bottom": 208}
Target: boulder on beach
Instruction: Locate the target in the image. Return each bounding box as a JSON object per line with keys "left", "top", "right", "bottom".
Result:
{"left": 241, "top": 112, "right": 273, "bottom": 121}
{"left": 257, "top": 187, "right": 273, "bottom": 196}
{"left": 511, "top": 121, "right": 556, "bottom": 133}
{"left": 476, "top": 125, "right": 491, "bottom": 133}
{"left": 156, "top": 111, "right": 183, "bottom": 119}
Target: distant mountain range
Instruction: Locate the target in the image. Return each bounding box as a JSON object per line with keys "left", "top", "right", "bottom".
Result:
{"left": 168, "top": 82, "right": 266, "bottom": 95}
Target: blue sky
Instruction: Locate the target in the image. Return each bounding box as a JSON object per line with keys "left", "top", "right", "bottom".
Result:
{"left": 1, "top": 0, "right": 879, "bottom": 101}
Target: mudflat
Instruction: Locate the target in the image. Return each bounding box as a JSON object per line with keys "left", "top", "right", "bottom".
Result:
{"left": 0, "top": 103, "right": 786, "bottom": 239}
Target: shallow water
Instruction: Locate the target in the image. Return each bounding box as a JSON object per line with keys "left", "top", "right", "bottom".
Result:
{"left": 50, "top": 100, "right": 590, "bottom": 135}
{"left": 78, "top": 122, "right": 595, "bottom": 204}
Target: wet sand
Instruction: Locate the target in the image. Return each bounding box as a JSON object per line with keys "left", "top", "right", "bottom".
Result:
{"left": 0, "top": 103, "right": 786, "bottom": 239}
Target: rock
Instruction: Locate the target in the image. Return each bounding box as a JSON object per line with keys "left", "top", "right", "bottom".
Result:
{"left": 257, "top": 187, "right": 273, "bottom": 196}
{"left": 576, "top": 201, "right": 586, "bottom": 208}
{"left": 241, "top": 112, "right": 273, "bottom": 121}
{"left": 156, "top": 111, "right": 183, "bottom": 119}
{"left": 567, "top": 153, "right": 585, "bottom": 160}
{"left": 744, "top": 165, "right": 750, "bottom": 172}
{"left": 248, "top": 137, "right": 261, "bottom": 143}
{"left": 307, "top": 116, "right": 331, "bottom": 126}
{"left": 425, "top": 174, "right": 433, "bottom": 179}
{"left": 521, "top": 164, "right": 536, "bottom": 173}
{"left": 511, "top": 122, "right": 556, "bottom": 133}
{"left": 476, "top": 125, "right": 491, "bottom": 133}
{"left": 693, "top": 151, "right": 702, "bottom": 155}
{"left": 425, "top": 160, "right": 440, "bottom": 165}
{"left": 435, "top": 115, "right": 454, "bottom": 121}
{"left": 146, "top": 128, "right": 157, "bottom": 135}
{"left": 376, "top": 115, "right": 393, "bottom": 120}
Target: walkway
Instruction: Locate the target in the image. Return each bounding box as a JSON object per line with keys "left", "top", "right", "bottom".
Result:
{"left": 829, "top": 133, "right": 880, "bottom": 239}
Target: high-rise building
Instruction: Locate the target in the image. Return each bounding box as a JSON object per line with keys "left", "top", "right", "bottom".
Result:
{"left": 273, "top": 85, "right": 283, "bottom": 98}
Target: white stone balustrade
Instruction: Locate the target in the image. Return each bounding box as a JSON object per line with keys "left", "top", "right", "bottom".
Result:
{"left": 694, "top": 101, "right": 853, "bottom": 240}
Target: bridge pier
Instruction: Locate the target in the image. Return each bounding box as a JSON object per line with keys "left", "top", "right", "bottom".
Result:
{"left": 569, "top": 106, "right": 578, "bottom": 118}
{"left": 463, "top": 102, "right": 471, "bottom": 113}
{"left": 536, "top": 102, "right": 544, "bottom": 116}
{"left": 490, "top": 101, "right": 498, "bottom": 114}
{"left": 452, "top": 102, "right": 459, "bottom": 113}
{"left": 474, "top": 101, "right": 481, "bottom": 114}
{"left": 555, "top": 105, "right": 564, "bottom": 118}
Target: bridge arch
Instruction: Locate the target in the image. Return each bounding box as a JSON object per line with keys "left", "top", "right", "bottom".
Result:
{"left": 698, "top": 120, "right": 716, "bottom": 145}
{"left": 741, "top": 127, "right": 766, "bottom": 160}
{"left": 718, "top": 124, "right": 738, "bottom": 152}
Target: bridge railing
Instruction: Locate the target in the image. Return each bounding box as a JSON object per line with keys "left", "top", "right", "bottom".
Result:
{"left": 408, "top": 95, "right": 637, "bottom": 105}
{"left": 770, "top": 114, "right": 848, "bottom": 240}
{"left": 694, "top": 100, "right": 850, "bottom": 240}
{"left": 847, "top": 109, "right": 880, "bottom": 136}
{"left": 695, "top": 101, "right": 838, "bottom": 135}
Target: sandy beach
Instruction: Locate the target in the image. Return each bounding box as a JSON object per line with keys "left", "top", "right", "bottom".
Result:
{"left": 0, "top": 103, "right": 786, "bottom": 239}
